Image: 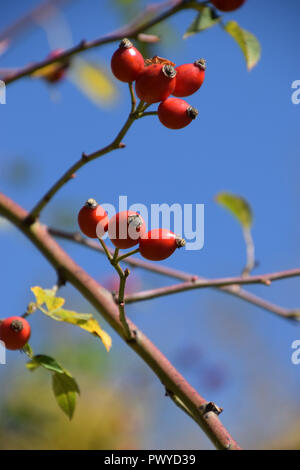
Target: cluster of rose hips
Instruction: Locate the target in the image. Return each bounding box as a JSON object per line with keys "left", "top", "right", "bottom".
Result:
{"left": 0, "top": 316, "right": 31, "bottom": 351}
{"left": 78, "top": 199, "right": 185, "bottom": 261}
{"left": 111, "top": 38, "right": 206, "bottom": 130}
{"left": 211, "top": 0, "right": 245, "bottom": 12}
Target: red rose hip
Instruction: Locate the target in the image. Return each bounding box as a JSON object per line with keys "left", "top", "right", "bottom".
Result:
{"left": 158, "top": 98, "right": 198, "bottom": 130}
{"left": 173, "top": 59, "right": 206, "bottom": 97}
{"left": 108, "top": 211, "right": 146, "bottom": 250}
{"left": 135, "top": 64, "right": 177, "bottom": 103}
{"left": 44, "top": 49, "right": 70, "bottom": 84}
{"left": 139, "top": 229, "right": 185, "bottom": 261}
{"left": 111, "top": 38, "right": 144, "bottom": 83}
{"left": 211, "top": 0, "right": 246, "bottom": 12}
{"left": 78, "top": 198, "right": 109, "bottom": 239}
{"left": 0, "top": 316, "right": 31, "bottom": 350}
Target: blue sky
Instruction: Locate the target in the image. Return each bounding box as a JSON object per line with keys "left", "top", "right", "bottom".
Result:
{"left": 1, "top": 0, "right": 300, "bottom": 449}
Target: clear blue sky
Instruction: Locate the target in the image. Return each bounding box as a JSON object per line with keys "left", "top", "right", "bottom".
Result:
{"left": 1, "top": 0, "right": 300, "bottom": 449}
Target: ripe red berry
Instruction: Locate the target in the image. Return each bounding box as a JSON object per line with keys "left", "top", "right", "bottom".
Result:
{"left": 44, "top": 49, "right": 69, "bottom": 84}
{"left": 211, "top": 0, "right": 246, "bottom": 12}
{"left": 173, "top": 59, "right": 206, "bottom": 98}
{"left": 158, "top": 98, "right": 198, "bottom": 130}
{"left": 78, "top": 198, "right": 109, "bottom": 239}
{"left": 135, "top": 64, "right": 177, "bottom": 103}
{"left": 139, "top": 229, "right": 185, "bottom": 261}
{"left": 111, "top": 38, "right": 144, "bottom": 83}
{"left": 0, "top": 317, "right": 31, "bottom": 350}
{"left": 108, "top": 211, "right": 146, "bottom": 249}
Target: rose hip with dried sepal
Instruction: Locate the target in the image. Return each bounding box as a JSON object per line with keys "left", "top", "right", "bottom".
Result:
{"left": 139, "top": 229, "right": 186, "bottom": 261}
{"left": 108, "top": 211, "right": 146, "bottom": 250}
{"left": 0, "top": 317, "right": 31, "bottom": 350}
{"left": 78, "top": 198, "right": 109, "bottom": 239}
{"left": 135, "top": 64, "right": 177, "bottom": 103}
{"left": 173, "top": 59, "right": 206, "bottom": 98}
{"left": 158, "top": 98, "right": 198, "bottom": 130}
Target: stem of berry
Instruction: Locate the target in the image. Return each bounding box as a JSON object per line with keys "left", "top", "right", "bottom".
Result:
{"left": 117, "top": 267, "right": 132, "bottom": 340}
{"left": 99, "top": 245, "right": 132, "bottom": 340}
{"left": 129, "top": 82, "right": 136, "bottom": 113}
{"left": 112, "top": 247, "right": 120, "bottom": 264}
{"left": 98, "top": 238, "right": 113, "bottom": 261}
{"left": 139, "top": 111, "right": 158, "bottom": 118}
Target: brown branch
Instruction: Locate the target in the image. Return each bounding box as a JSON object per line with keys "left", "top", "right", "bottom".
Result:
{"left": 0, "top": 191, "right": 241, "bottom": 450}
{"left": 2, "top": 0, "right": 197, "bottom": 86}
{"left": 48, "top": 228, "right": 298, "bottom": 320}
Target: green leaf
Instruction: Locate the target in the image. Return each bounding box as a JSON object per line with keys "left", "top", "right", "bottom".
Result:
{"left": 52, "top": 372, "right": 80, "bottom": 420}
{"left": 26, "top": 354, "right": 66, "bottom": 374}
{"left": 215, "top": 192, "right": 253, "bottom": 229}
{"left": 50, "top": 308, "right": 112, "bottom": 352}
{"left": 26, "top": 353, "right": 80, "bottom": 418}
{"left": 224, "top": 21, "right": 261, "bottom": 70}
{"left": 184, "top": 6, "right": 221, "bottom": 38}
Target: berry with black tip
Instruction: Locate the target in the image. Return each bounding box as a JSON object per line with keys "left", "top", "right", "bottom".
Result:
{"left": 139, "top": 229, "right": 185, "bottom": 261}
{"left": 0, "top": 317, "right": 31, "bottom": 350}
{"left": 135, "top": 64, "right": 177, "bottom": 103}
{"left": 111, "top": 38, "right": 145, "bottom": 83}
{"left": 173, "top": 59, "right": 206, "bottom": 97}
{"left": 108, "top": 211, "right": 146, "bottom": 249}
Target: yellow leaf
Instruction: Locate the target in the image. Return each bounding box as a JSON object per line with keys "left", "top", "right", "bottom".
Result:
{"left": 70, "top": 58, "right": 117, "bottom": 106}
{"left": 31, "top": 287, "right": 112, "bottom": 352}
{"left": 31, "top": 286, "right": 65, "bottom": 311}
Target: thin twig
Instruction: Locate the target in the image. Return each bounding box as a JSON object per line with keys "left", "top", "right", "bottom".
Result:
{"left": 116, "top": 247, "right": 140, "bottom": 263}
{"left": 137, "top": 111, "right": 158, "bottom": 118}
{"left": 129, "top": 82, "right": 136, "bottom": 114}
{"left": 118, "top": 267, "right": 132, "bottom": 340}
{"left": 0, "top": 192, "right": 241, "bottom": 450}
{"left": 98, "top": 238, "right": 113, "bottom": 261}
{"left": 25, "top": 100, "right": 146, "bottom": 224}
{"left": 124, "top": 270, "right": 300, "bottom": 313}
{"left": 101, "top": 243, "right": 132, "bottom": 339}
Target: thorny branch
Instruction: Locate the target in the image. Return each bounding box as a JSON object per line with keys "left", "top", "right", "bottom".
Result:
{"left": 0, "top": 192, "right": 241, "bottom": 450}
